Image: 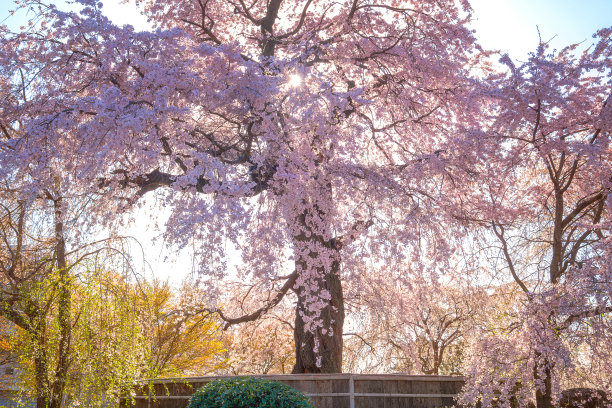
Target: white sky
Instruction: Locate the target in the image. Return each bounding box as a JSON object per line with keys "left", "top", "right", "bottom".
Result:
{"left": 2, "top": 0, "right": 610, "bottom": 283}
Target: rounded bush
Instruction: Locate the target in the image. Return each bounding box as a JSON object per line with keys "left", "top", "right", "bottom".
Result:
{"left": 187, "top": 377, "right": 313, "bottom": 408}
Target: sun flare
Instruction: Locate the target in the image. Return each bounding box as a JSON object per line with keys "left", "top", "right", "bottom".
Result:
{"left": 288, "top": 74, "right": 302, "bottom": 87}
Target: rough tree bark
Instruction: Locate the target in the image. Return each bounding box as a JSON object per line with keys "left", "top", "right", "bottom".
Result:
{"left": 292, "top": 249, "right": 344, "bottom": 373}
{"left": 534, "top": 355, "right": 553, "bottom": 408}
{"left": 290, "top": 175, "right": 345, "bottom": 373}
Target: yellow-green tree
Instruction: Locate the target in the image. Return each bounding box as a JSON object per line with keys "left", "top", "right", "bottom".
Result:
{"left": 0, "top": 187, "right": 73, "bottom": 408}
{"left": 135, "top": 278, "right": 227, "bottom": 378}
{"left": 9, "top": 270, "right": 228, "bottom": 406}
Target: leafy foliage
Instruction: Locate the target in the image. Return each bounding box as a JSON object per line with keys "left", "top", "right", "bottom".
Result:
{"left": 187, "top": 377, "right": 312, "bottom": 408}
{"left": 135, "top": 278, "right": 228, "bottom": 378}
{"left": 7, "top": 267, "right": 227, "bottom": 406}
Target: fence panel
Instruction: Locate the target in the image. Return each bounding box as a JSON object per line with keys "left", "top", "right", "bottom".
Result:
{"left": 120, "top": 374, "right": 465, "bottom": 408}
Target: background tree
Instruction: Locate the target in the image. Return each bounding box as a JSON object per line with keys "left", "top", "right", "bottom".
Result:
{"left": 11, "top": 266, "right": 143, "bottom": 407}
{"left": 344, "top": 265, "right": 483, "bottom": 375}
{"left": 222, "top": 314, "right": 295, "bottom": 375}
{"left": 0, "top": 161, "right": 223, "bottom": 407}
{"left": 8, "top": 267, "right": 228, "bottom": 406}
{"left": 0, "top": 182, "right": 76, "bottom": 408}
{"left": 377, "top": 281, "right": 475, "bottom": 376}
{"left": 454, "top": 35, "right": 612, "bottom": 408}
{"left": 135, "top": 278, "right": 227, "bottom": 378}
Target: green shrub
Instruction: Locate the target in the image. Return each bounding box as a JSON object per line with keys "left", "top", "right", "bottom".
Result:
{"left": 187, "top": 377, "right": 313, "bottom": 408}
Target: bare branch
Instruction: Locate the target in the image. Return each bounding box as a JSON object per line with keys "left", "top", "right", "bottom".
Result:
{"left": 491, "top": 222, "right": 530, "bottom": 294}
{"left": 198, "top": 271, "right": 298, "bottom": 330}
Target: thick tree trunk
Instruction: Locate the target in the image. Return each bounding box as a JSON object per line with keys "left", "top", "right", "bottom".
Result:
{"left": 290, "top": 179, "right": 345, "bottom": 373}
{"left": 292, "top": 261, "right": 344, "bottom": 373}
{"left": 534, "top": 355, "right": 553, "bottom": 408}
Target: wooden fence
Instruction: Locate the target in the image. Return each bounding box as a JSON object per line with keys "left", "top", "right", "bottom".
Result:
{"left": 120, "top": 374, "right": 465, "bottom": 408}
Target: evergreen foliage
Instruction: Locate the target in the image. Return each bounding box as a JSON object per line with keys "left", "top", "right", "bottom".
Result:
{"left": 187, "top": 377, "right": 312, "bottom": 408}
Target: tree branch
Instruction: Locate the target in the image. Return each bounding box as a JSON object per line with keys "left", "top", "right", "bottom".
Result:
{"left": 200, "top": 271, "right": 298, "bottom": 330}
{"left": 562, "top": 305, "right": 612, "bottom": 329}
{"left": 491, "top": 222, "right": 530, "bottom": 294}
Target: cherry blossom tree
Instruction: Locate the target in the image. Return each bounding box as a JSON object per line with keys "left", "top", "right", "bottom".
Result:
{"left": 454, "top": 34, "right": 612, "bottom": 408}
{"left": 222, "top": 312, "right": 295, "bottom": 375}
{"left": 0, "top": 0, "right": 480, "bottom": 373}
{"left": 343, "top": 259, "right": 487, "bottom": 375}
{"left": 365, "top": 277, "right": 477, "bottom": 375}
